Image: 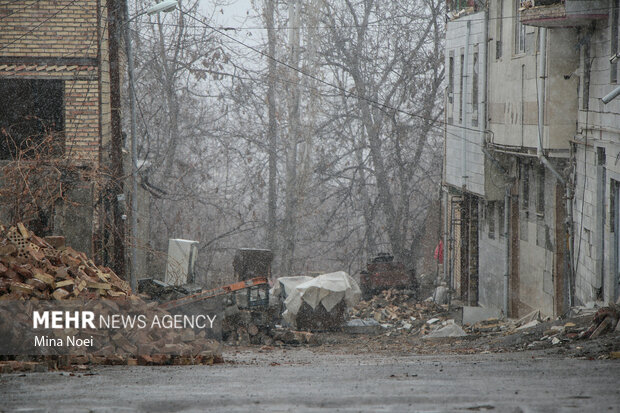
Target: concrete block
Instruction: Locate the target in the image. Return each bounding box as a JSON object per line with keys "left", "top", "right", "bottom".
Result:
{"left": 462, "top": 306, "right": 502, "bottom": 325}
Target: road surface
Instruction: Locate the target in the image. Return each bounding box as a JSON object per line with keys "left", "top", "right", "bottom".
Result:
{"left": 1, "top": 348, "right": 618, "bottom": 412}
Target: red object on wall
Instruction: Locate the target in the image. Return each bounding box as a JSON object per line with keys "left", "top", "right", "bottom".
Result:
{"left": 434, "top": 240, "right": 444, "bottom": 264}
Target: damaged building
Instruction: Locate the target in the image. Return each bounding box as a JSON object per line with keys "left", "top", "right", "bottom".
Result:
{"left": 0, "top": 0, "right": 148, "bottom": 277}
{"left": 443, "top": 0, "right": 620, "bottom": 318}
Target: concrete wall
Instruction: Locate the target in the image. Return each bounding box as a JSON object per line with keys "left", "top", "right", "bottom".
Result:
{"left": 517, "top": 166, "right": 558, "bottom": 317}
{"left": 478, "top": 200, "right": 507, "bottom": 311}
{"left": 573, "top": 7, "right": 620, "bottom": 305}
{"left": 445, "top": 12, "right": 487, "bottom": 196}
{"left": 487, "top": 1, "right": 578, "bottom": 152}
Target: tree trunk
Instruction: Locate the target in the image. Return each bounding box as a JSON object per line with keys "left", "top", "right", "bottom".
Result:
{"left": 265, "top": 0, "right": 278, "bottom": 254}
{"left": 282, "top": 0, "right": 301, "bottom": 276}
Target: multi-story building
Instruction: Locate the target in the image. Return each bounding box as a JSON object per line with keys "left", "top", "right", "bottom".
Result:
{"left": 443, "top": 0, "right": 619, "bottom": 318}
{"left": 563, "top": 0, "right": 620, "bottom": 306}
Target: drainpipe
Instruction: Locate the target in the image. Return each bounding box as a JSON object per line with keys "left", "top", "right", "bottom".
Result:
{"left": 504, "top": 186, "right": 510, "bottom": 316}
{"left": 462, "top": 20, "right": 471, "bottom": 187}
{"left": 480, "top": 12, "right": 488, "bottom": 144}
{"left": 443, "top": 187, "right": 449, "bottom": 284}
{"left": 536, "top": 27, "right": 574, "bottom": 309}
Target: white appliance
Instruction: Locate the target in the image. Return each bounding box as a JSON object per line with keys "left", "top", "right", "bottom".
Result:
{"left": 165, "top": 239, "right": 199, "bottom": 286}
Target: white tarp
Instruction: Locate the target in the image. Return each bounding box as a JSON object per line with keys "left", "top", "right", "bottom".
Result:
{"left": 281, "top": 271, "right": 361, "bottom": 325}
{"left": 271, "top": 276, "right": 314, "bottom": 300}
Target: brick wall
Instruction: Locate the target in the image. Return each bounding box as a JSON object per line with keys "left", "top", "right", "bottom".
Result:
{"left": 0, "top": 0, "right": 110, "bottom": 165}
{"left": 0, "top": 1, "right": 114, "bottom": 257}
{"left": 0, "top": 0, "right": 99, "bottom": 60}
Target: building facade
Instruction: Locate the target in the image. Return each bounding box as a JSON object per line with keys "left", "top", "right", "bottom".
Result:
{"left": 569, "top": 0, "right": 620, "bottom": 306}
{"left": 0, "top": 0, "right": 129, "bottom": 274}
{"left": 443, "top": 0, "right": 619, "bottom": 318}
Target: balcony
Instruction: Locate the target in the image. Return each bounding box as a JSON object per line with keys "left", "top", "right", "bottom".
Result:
{"left": 520, "top": 0, "right": 608, "bottom": 27}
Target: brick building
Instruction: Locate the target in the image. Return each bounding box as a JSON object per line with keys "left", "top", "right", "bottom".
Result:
{"left": 0, "top": 0, "right": 127, "bottom": 274}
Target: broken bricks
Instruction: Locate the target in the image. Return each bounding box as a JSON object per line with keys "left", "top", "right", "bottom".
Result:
{"left": 0, "top": 223, "right": 223, "bottom": 368}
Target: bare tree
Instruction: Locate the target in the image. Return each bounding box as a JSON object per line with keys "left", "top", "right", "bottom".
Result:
{"left": 317, "top": 0, "right": 444, "bottom": 269}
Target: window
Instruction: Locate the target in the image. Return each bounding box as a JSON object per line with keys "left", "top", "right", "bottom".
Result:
{"left": 496, "top": 0, "right": 503, "bottom": 59}
{"left": 514, "top": 0, "right": 525, "bottom": 54}
{"left": 536, "top": 166, "right": 545, "bottom": 216}
{"left": 611, "top": 180, "right": 618, "bottom": 233}
{"left": 459, "top": 50, "right": 464, "bottom": 124}
{"left": 583, "top": 40, "right": 591, "bottom": 110}
{"left": 448, "top": 53, "right": 454, "bottom": 104}
{"left": 448, "top": 52, "right": 455, "bottom": 124}
{"left": 612, "top": 0, "right": 619, "bottom": 83}
{"left": 487, "top": 201, "right": 495, "bottom": 239}
{"left": 0, "top": 79, "right": 64, "bottom": 159}
{"left": 472, "top": 46, "right": 479, "bottom": 127}
{"left": 498, "top": 202, "right": 505, "bottom": 238}
{"left": 521, "top": 161, "right": 529, "bottom": 212}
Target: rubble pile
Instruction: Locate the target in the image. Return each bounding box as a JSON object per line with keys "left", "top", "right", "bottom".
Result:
{"left": 581, "top": 305, "right": 620, "bottom": 339}
{"left": 461, "top": 306, "right": 620, "bottom": 356}
{"left": 223, "top": 308, "right": 320, "bottom": 347}
{"left": 0, "top": 224, "right": 131, "bottom": 300}
{"left": 0, "top": 223, "right": 221, "bottom": 368}
{"left": 350, "top": 288, "right": 448, "bottom": 335}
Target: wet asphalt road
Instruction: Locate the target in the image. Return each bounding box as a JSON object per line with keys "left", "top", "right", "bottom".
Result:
{"left": 1, "top": 349, "right": 619, "bottom": 412}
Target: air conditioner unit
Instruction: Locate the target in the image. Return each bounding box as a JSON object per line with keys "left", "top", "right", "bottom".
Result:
{"left": 165, "top": 239, "right": 199, "bottom": 286}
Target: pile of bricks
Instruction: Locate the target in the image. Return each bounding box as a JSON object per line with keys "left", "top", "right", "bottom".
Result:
{"left": 351, "top": 288, "right": 446, "bottom": 324}
{"left": 0, "top": 223, "right": 222, "bottom": 368}
{"left": 0, "top": 223, "right": 131, "bottom": 300}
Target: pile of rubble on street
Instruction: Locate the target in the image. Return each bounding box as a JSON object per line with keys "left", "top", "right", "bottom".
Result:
{"left": 0, "top": 224, "right": 221, "bottom": 373}
{"left": 333, "top": 285, "right": 620, "bottom": 359}
{"left": 347, "top": 288, "right": 455, "bottom": 337}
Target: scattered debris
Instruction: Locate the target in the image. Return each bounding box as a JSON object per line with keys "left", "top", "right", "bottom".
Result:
{"left": 516, "top": 310, "right": 541, "bottom": 327}
{"left": 343, "top": 318, "right": 382, "bottom": 335}
{"left": 423, "top": 323, "right": 467, "bottom": 339}
{"left": 431, "top": 284, "right": 449, "bottom": 305}
{"left": 581, "top": 306, "right": 619, "bottom": 339}
{"left": 0, "top": 223, "right": 222, "bottom": 369}
{"left": 517, "top": 320, "right": 541, "bottom": 330}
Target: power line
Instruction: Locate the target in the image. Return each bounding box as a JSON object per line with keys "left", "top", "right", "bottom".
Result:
{"left": 129, "top": 4, "right": 616, "bottom": 31}
{"left": 180, "top": 10, "right": 492, "bottom": 146}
